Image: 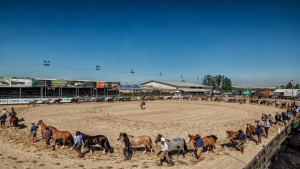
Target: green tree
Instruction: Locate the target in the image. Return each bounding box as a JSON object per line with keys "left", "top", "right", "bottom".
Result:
{"left": 285, "top": 82, "right": 293, "bottom": 89}
{"left": 280, "top": 85, "right": 285, "bottom": 89}
{"left": 295, "top": 83, "right": 300, "bottom": 89}
{"left": 215, "top": 75, "right": 222, "bottom": 89}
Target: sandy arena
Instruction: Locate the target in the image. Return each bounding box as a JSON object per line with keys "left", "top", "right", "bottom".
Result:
{"left": 0, "top": 100, "right": 295, "bottom": 169}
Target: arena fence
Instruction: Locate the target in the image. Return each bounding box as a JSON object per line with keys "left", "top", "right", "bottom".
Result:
{"left": 243, "top": 123, "right": 292, "bottom": 169}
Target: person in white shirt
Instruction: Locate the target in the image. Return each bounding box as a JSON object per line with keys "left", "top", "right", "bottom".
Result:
{"left": 157, "top": 137, "right": 174, "bottom": 166}
{"left": 263, "top": 120, "right": 271, "bottom": 138}
{"left": 1, "top": 108, "right": 7, "bottom": 115}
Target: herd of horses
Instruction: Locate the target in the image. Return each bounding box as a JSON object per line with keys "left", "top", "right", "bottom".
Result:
{"left": 33, "top": 120, "right": 218, "bottom": 161}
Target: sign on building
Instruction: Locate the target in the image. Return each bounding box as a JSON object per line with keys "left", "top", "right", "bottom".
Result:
{"left": 242, "top": 90, "right": 252, "bottom": 96}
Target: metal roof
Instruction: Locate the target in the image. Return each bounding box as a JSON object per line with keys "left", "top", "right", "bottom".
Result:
{"left": 178, "top": 88, "right": 211, "bottom": 92}
{"left": 141, "top": 80, "right": 213, "bottom": 88}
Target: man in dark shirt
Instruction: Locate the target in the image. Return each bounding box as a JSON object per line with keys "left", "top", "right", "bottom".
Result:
{"left": 43, "top": 127, "right": 52, "bottom": 149}
{"left": 235, "top": 130, "right": 246, "bottom": 154}
{"left": 29, "top": 123, "right": 39, "bottom": 143}
{"left": 256, "top": 125, "right": 264, "bottom": 144}
{"left": 194, "top": 134, "right": 204, "bottom": 161}
{"left": 123, "top": 133, "right": 132, "bottom": 160}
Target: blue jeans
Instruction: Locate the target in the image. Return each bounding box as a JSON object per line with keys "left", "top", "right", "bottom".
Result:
{"left": 269, "top": 120, "right": 272, "bottom": 127}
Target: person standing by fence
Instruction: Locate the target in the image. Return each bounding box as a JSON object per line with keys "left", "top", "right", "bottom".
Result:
{"left": 291, "top": 118, "right": 299, "bottom": 138}
{"left": 269, "top": 114, "right": 273, "bottom": 128}
{"left": 256, "top": 124, "right": 264, "bottom": 144}
{"left": 263, "top": 120, "right": 271, "bottom": 138}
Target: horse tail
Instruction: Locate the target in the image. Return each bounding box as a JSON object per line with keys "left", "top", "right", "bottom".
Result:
{"left": 210, "top": 135, "right": 218, "bottom": 143}
{"left": 68, "top": 133, "right": 74, "bottom": 145}
{"left": 183, "top": 138, "right": 188, "bottom": 152}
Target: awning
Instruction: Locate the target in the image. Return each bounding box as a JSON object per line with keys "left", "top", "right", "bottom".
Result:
{"left": 178, "top": 88, "right": 210, "bottom": 92}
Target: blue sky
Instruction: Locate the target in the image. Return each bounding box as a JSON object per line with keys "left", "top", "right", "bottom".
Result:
{"left": 0, "top": 0, "right": 299, "bottom": 87}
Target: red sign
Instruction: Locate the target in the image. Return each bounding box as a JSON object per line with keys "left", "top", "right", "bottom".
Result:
{"left": 97, "top": 82, "right": 105, "bottom": 88}
{"left": 261, "top": 91, "right": 271, "bottom": 95}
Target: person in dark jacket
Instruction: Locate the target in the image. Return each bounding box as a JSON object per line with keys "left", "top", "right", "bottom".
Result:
{"left": 29, "top": 123, "right": 39, "bottom": 143}
{"left": 282, "top": 112, "right": 288, "bottom": 126}
{"left": 123, "top": 133, "right": 132, "bottom": 160}
{"left": 194, "top": 134, "right": 204, "bottom": 161}
{"left": 235, "top": 130, "right": 246, "bottom": 154}
{"left": 256, "top": 125, "right": 264, "bottom": 144}
{"left": 43, "top": 127, "right": 52, "bottom": 149}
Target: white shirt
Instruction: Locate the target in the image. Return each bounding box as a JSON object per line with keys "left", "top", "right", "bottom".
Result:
{"left": 264, "top": 121, "right": 271, "bottom": 128}
{"left": 1, "top": 110, "right": 7, "bottom": 115}
{"left": 161, "top": 142, "right": 168, "bottom": 151}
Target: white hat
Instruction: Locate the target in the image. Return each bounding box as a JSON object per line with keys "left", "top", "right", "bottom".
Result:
{"left": 161, "top": 137, "right": 165, "bottom": 142}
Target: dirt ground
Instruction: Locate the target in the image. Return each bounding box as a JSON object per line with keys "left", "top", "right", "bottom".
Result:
{"left": 0, "top": 99, "right": 298, "bottom": 169}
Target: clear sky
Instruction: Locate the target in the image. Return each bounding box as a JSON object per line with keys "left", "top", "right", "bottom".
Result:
{"left": 1, "top": 0, "right": 299, "bottom": 87}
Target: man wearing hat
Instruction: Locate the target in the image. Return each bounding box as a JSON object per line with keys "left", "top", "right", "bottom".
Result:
{"left": 158, "top": 137, "right": 175, "bottom": 166}
{"left": 194, "top": 134, "right": 204, "bottom": 161}
{"left": 43, "top": 127, "right": 53, "bottom": 149}
{"left": 29, "top": 123, "right": 39, "bottom": 143}
{"left": 122, "top": 133, "right": 132, "bottom": 160}
{"left": 0, "top": 108, "right": 7, "bottom": 128}
{"left": 235, "top": 130, "right": 246, "bottom": 154}
{"left": 74, "top": 131, "right": 84, "bottom": 158}
{"left": 255, "top": 123, "right": 264, "bottom": 144}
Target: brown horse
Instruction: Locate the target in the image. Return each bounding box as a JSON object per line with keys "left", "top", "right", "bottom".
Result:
{"left": 173, "top": 97, "right": 179, "bottom": 100}
{"left": 107, "top": 98, "right": 114, "bottom": 103}
{"left": 167, "top": 96, "right": 172, "bottom": 100}
{"left": 28, "top": 99, "right": 37, "bottom": 106}
{"left": 226, "top": 130, "right": 239, "bottom": 139}
{"left": 183, "top": 96, "right": 189, "bottom": 100}
{"left": 117, "top": 133, "right": 154, "bottom": 154}
{"left": 96, "top": 98, "right": 104, "bottom": 103}
{"left": 191, "top": 97, "right": 198, "bottom": 101}
{"left": 187, "top": 134, "right": 217, "bottom": 161}
{"left": 246, "top": 124, "right": 256, "bottom": 138}
{"left": 201, "top": 97, "right": 208, "bottom": 101}
{"left": 214, "top": 97, "right": 222, "bottom": 102}
{"left": 37, "top": 120, "right": 48, "bottom": 139}
{"left": 280, "top": 102, "right": 286, "bottom": 109}
{"left": 48, "top": 126, "right": 74, "bottom": 150}
{"left": 9, "top": 112, "right": 18, "bottom": 128}
{"left": 158, "top": 96, "right": 164, "bottom": 100}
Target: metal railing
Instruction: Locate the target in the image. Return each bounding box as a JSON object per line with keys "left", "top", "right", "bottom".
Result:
{"left": 243, "top": 123, "right": 291, "bottom": 169}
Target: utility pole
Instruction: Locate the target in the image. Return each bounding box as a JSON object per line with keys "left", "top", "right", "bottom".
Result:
{"left": 43, "top": 60, "right": 50, "bottom": 99}
{"left": 131, "top": 69, "right": 134, "bottom": 96}
{"left": 197, "top": 77, "right": 199, "bottom": 83}
{"left": 291, "top": 80, "right": 293, "bottom": 98}
{"left": 96, "top": 65, "right": 100, "bottom": 97}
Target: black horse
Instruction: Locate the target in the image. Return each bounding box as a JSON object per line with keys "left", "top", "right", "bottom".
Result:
{"left": 107, "top": 98, "right": 114, "bottom": 103}
{"left": 78, "top": 131, "right": 114, "bottom": 155}
{"left": 71, "top": 98, "right": 79, "bottom": 103}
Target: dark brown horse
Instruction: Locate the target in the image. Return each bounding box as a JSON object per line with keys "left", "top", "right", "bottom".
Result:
{"left": 173, "top": 97, "right": 179, "bottom": 100}
{"left": 261, "top": 114, "right": 268, "bottom": 121}
{"left": 54, "top": 99, "right": 62, "bottom": 104}
{"left": 158, "top": 96, "right": 164, "bottom": 100}
{"left": 9, "top": 112, "right": 18, "bottom": 128}
{"left": 107, "top": 98, "right": 114, "bottom": 103}
{"left": 96, "top": 98, "right": 104, "bottom": 102}
{"left": 187, "top": 134, "right": 217, "bottom": 161}
{"left": 37, "top": 120, "right": 48, "bottom": 139}
{"left": 201, "top": 97, "right": 208, "bottom": 101}
{"left": 275, "top": 113, "right": 282, "bottom": 124}
{"left": 183, "top": 96, "right": 189, "bottom": 100}
{"left": 250, "top": 99, "right": 259, "bottom": 104}
{"left": 191, "top": 97, "right": 199, "bottom": 101}
{"left": 117, "top": 133, "right": 154, "bottom": 155}
{"left": 167, "top": 96, "right": 172, "bottom": 100}
{"left": 214, "top": 97, "right": 222, "bottom": 102}
{"left": 280, "top": 102, "right": 286, "bottom": 109}
{"left": 71, "top": 98, "right": 80, "bottom": 103}
{"left": 48, "top": 126, "right": 74, "bottom": 150}
{"left": 78, "top": 131, "right": 113, "bottom": 155}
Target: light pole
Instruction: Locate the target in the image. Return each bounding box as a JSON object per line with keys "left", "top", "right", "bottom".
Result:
{"left": 44, "top": 60, "right": 50, "bottom": 99}
{"left": 131, "top": 69, "right": 134, "bottom": 96}
{"left": 96, "top": 65, "right": 100, "bottom": 97}
{"left": 159, "top": 72, "right": 162, "bottom": 96}
{"left": 291, "top": 80, "right": 293, "bottom": 98}
{"left": 247, "top": 82, "right": 249, "bottom": 97}
{"left": 197, "top": 77, "right": 199, "bottom": 83}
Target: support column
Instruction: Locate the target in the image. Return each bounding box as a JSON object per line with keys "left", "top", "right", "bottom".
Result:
{"left": 19, "top": 88, "right": 22, "bottom": 98}
{"left": 40, "top": 87, "right": 43, "bottom": 98}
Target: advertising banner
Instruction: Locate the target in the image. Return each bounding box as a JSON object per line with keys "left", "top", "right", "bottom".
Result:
{"left": 0, "top": 99, "right": 7, "bottom": 104}
{"left": 32, "top": 80, "right": 51, "bottom": 87}
{"left": 111, "top": 82, "right": 120, "bottom": 89}
{"left": 232, "top": 90, "right": 241, "bottom": 95}
{"left": 284, "top": 90, "right": 299, "bottom": 97}
{"left": 120, "top": 85, "right": 139, "bottom": 88}
{"left": 67, "top": 81, "right": 84, "bottom": 88}
{"left": 11, "top": 78, "right": 32, "bottom": 87}
{"left": 51, "top": 80, "right": 68, "bottom": 88}
{"left": 6, "top": 98, "right": 72, "bottom": 104}
{"left": 242, "top": 90, "right": 252, "bottom": 96}
{"left": 104, "top": 82, "right": 112, "bottom": 88}
{"left": 261, "top": 91, "right": 272, "bottom": 95}
{"left": 0, "top": 78, "right": 11, "bottom": 87}
{"left": 97, "top": 82, "right": 105, "bottom": 88}
{"left": 212, "top": 89, "right": 222, "bottom": 95}
{"left": 83, "top": 82, "right": 96, "bottom": 88}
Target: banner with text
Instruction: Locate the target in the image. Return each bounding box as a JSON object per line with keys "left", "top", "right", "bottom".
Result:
{"left": 97, "top": 82, "right": 105, "bottom": 88}
{"left": 11, "top": 78, "right": 32, "bottom": 87}
{"left": 51, "top": 80, "right": 68, "bottom": 88}
{"left": 212, "top": 89, "right": 222, "bottom": 95}
{"left": 242, "top": 90, "right": 252, "bottom": 96}
{"left": 232, "top": 90, "right": 241, "bottom": 95}
{"left": 0, "top": 78, "right": 11, "bottom": 87}
{"left": 120, "top": 85, "right": 139, "bottom": 88}
{"left": 67, "top": 81, "right": 84, "bottom": 88}
{"left": 32, "top": 80, "right": 51, "bottom": 87}
{"left": 83, "top": 82, "right": 96, "bottom": 88}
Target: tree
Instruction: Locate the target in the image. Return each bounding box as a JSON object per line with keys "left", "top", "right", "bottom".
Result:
{"left": 285, "top": 82, "right": 293, "bottom": 89}
{"left": 215, "top": 75, "right": 222, "bottom": 89}
{"left": 280, "top": 85, "right": 285, "bottom": 89}
{"left": 181, "top": 79, "right": 186, "bottom": 82}
{"left": 295, "top": 83, "right": 300, "bottom": 89}
{"left": 202, "top": 74, "right": 232, "bottom": 92}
